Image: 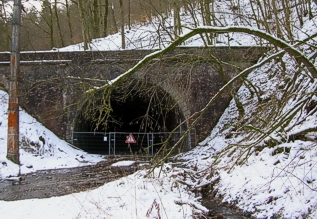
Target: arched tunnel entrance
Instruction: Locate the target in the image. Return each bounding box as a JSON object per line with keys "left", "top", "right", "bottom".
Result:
{"left": 72, "top": 80, "right": 187, "bottom": 155}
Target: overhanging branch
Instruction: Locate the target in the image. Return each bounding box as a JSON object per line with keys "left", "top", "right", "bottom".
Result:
{"left": 92, "top": 26, "right": 316, "bottom": 93}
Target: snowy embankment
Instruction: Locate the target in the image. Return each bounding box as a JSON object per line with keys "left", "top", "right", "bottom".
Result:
{"left": 177, "top": 17, "right": 317, "bottom": 218}
{"left": 0, "top": 90, "right": 104, "bottom": 178}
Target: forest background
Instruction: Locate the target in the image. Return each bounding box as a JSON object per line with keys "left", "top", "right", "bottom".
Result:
{"left": 1, "top": 0, "right": 314, "bottom": 51}
{"left": 0, "top": 0, "right": 187, "bottom": 51}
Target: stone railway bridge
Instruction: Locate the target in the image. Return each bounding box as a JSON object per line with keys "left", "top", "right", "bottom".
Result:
{"left": 0, "top": 47, "right": 265, "bottom": 154}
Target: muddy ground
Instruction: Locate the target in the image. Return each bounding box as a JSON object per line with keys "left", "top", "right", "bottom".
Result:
{"left": 0, "top": 158, "right": 141, "bottom": 201}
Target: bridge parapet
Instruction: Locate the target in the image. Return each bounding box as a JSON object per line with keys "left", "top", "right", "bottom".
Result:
{"left": 0, "top": 46, "right": 264, "bottom": 64}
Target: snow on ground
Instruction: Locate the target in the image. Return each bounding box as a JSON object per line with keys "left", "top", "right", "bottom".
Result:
{"left": 111, "top": 160, "right": 135, "bottom": 167}
{"left": 0, "top": 166, "right": 201, "bottom": 219}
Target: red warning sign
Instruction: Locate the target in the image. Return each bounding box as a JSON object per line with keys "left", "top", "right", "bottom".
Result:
{"left": 125, "top": 133, "right": 136, "bottom": 144}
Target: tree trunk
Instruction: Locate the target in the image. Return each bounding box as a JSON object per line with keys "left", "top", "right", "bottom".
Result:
{"left": 103, "top": 0, "right": 109, "bottom": 36}
{"left": 110, "top": 4, "right": 118, "bottom": 33}
{"left": 92, "top": 0, "right": 100, "bottom": 38}
{"left": 204, "top": 0, "right": 213, "bottom": 45}
{"left": 128, "top": 0, "right": 131, "bottom": 30}
{"left": 47, "top": 1, "right": 54, "bottom": 48}
{"left": 77, "top": 0, "right": 90, "bottom": 50}
{"left": 173, "top": 1, "right": 181, "bottom": 38}
{"left": 281, "top": 0, "right": 293, "bottom": 41}
{"left": 54, "top": 0, "right": 65, "bottom": 47}
{"left": 271, "top": 0, "right": 283, "bottom": 39}
{"left": 255, "top": 0, "right": 271, "bottom": 34}
{"left": 65, "top": 0, "right": 74, "bottom": 43}
{"left": 0, "top": 0, "right": 11, "bottom": 50}
{"left": 119, "top": 0, "right": 125, "bottom": 49}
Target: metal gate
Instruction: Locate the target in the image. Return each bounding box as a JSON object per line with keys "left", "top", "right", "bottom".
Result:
{"left": 72, "top": 132, "right": 181, "bottom": 155}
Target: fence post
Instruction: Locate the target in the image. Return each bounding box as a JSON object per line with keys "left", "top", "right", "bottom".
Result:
{"left": 151, "top": 133, "right": 154, "bottom": 155}
{"left": 114, "top": 132, "right": 116, "bottom": 155}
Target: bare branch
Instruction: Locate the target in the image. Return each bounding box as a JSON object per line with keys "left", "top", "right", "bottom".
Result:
{"left": 94, "top": 26, "right": 316, "bottom": 93}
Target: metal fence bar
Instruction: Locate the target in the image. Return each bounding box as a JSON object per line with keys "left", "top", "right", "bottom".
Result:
{"left": 114, "top": 132, "right": 116, "bottom": 155}
{"left": 108, "top": 133, "right": 111, "bottom": 155}
{"left": 146, "top": 133, "right": 149, "bottom": 154}
{"left": 151, "top": 133, "right": 154, "bottom": 155}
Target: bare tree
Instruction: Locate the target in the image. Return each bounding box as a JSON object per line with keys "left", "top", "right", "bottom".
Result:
{"left": 77, "top": 0, "right": 91, "bottom": 50}
{"left": 173, "top": 0, "right": 182, "bottom": 38}
{"left": 119, "top": 0, "right": 125, "bottom": 49}
{"left": 42, "top": 0, "right": 55, "bottom": 48}
{"left": 0, "top": 0, "right": 10, "bottom": 50}
{"left": 110, "top": 3, "right": 118, "bottom": 33}
{"left": 128, "top": 0, "right": 131, "bottom": 30}
{"left": 65, "top": 0, "right": 74, "bottom": 43}
{"left": 91, "top": 0, "right": 100, "bottom": 38}
{"left": 54, "top": 0, "right": 65, "bottom": 47}
{"left": 103, "top": 0, "right": 109, "bottom": 36}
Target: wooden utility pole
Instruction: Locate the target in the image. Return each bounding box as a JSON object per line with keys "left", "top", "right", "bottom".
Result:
{"left": 7, "top": 0, "right": 21, "bottom": 164}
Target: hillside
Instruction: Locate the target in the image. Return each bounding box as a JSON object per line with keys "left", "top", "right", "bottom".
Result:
{"left": 178, "top": 35, "right": 317, "bottom": 219}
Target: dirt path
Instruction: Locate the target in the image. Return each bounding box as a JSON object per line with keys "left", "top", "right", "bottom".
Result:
{"left": 0, "top": 158, "right": 142, "bottom": 201}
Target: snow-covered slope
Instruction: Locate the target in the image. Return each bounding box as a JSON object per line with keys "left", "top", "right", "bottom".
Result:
{"left": 0, "top": 90, "right": 104, "bottom": 178}
{"left": 57, "top": 1, "right": 263, "bottom": 51}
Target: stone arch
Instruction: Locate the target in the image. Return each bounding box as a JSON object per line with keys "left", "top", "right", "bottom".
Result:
{"left": 71, "top": 78, "right": 190, "bottom": 154}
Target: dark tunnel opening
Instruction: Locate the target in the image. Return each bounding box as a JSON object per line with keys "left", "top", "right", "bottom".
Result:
{"left": 73, "top": 81, "right": 186, "bottom": 155}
